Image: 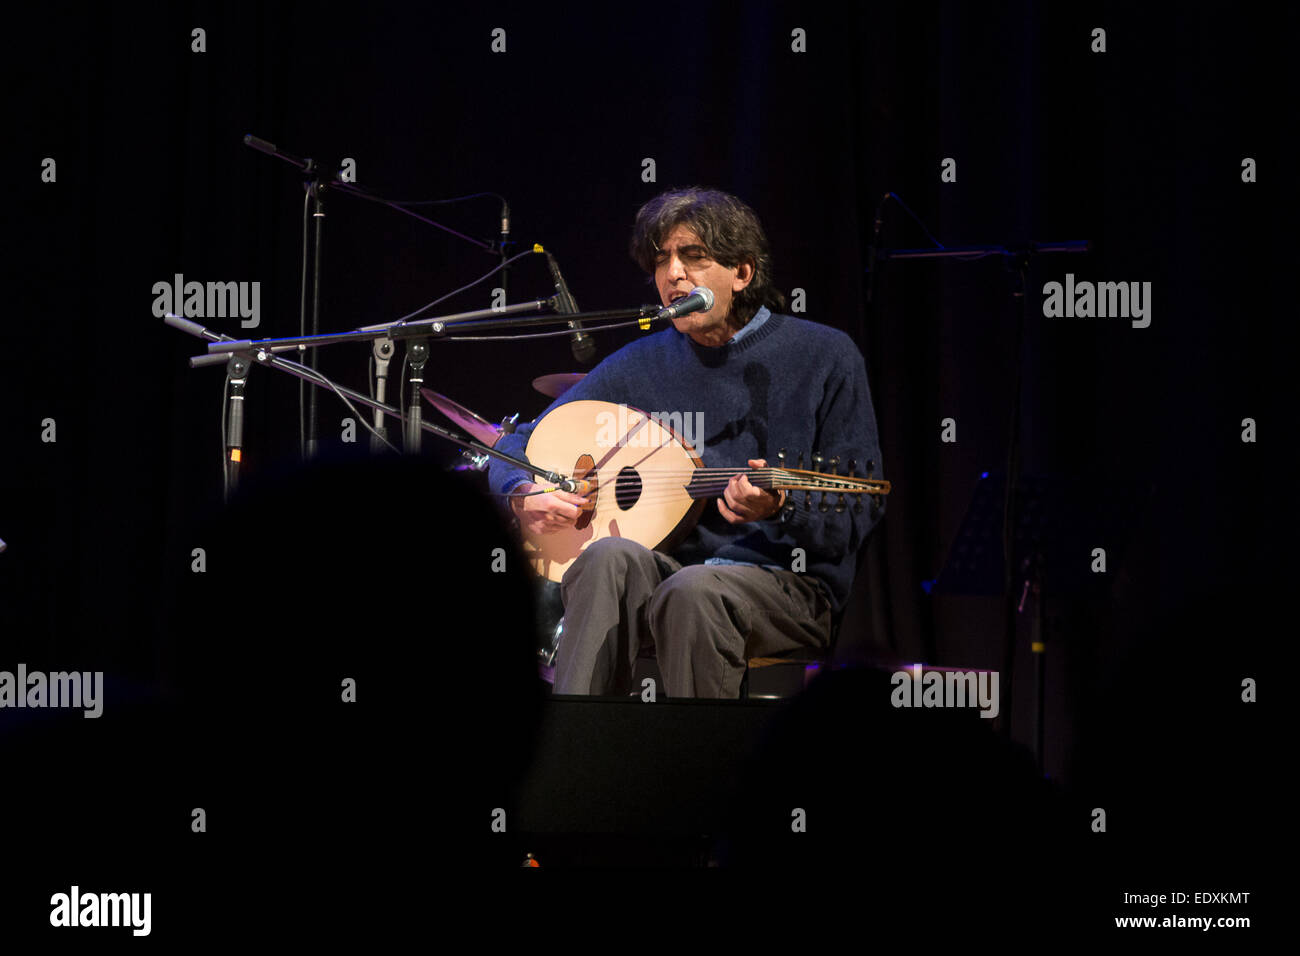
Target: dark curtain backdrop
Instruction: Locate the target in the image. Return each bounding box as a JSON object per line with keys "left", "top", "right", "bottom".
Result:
{"left": 5, "top": 0, "right": 1280, "bottom": 799}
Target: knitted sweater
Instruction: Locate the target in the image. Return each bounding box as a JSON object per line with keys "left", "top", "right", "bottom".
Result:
{"left": 488, "top": 308, "right": 885, "bottom": 613}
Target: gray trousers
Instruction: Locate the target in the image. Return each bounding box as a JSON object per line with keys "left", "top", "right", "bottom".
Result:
{"left": 554, "top": 537, "right": 834, "bottom": 698}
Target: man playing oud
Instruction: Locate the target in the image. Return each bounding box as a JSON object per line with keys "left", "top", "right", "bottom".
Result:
{"left": 489, "top": 187, "right": 884, "bottom": 698}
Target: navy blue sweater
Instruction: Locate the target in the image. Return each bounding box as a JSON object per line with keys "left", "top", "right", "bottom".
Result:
{"left": 488, "top": 308, "right": 885, "bottom": 613}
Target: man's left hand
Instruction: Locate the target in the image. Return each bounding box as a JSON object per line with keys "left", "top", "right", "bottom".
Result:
{"left": 718, "top": 459, "right": 785, "bottom": 524}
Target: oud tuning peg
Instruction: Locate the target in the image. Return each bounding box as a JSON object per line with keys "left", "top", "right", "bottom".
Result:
{"left": 811, "top": 454, "right": 827, "bottom": 511}
{"left": 854, "top": 498, "right": 864, "bottom": 514}
{"left": 829, "top": 455, "right": 839, "bottom": 474}
{"left": 861, "top": 459, "right": 877, "bottom": 514}
{"left": 847, "top": 458, "right": 857, "bottom": 477}
{"left": 804, "top": 489, "right": 812, "bottom": 510}
{"left": 796, "top": 451, "right": 804, "bottom": 470}
{"left": 836, "top": 493, "right": 846, "bottom": 514}
{"left": 778, "top": 448, "right": 785, "bottom": 467}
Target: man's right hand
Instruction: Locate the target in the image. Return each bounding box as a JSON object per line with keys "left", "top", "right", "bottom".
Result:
{"left": 510, "top": 482, "right": 590, "bottom": 536}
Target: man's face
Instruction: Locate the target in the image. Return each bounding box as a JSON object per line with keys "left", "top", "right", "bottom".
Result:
{"left": 654, "top": 224, "right": 754, "bottom": 346}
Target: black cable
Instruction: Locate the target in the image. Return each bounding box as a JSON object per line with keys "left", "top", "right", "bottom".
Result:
{"left": 220, "top": 374, "right": 229, "bottom": 501}
{"left": 297, "top": 185, "right": 311, "bottom": 459}
{"left": 386, "top": 247, "right": 539, "bottom": 327}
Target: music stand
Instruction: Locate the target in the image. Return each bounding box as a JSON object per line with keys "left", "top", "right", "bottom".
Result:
{"left": 934, "top": 471, "right": 1152, "bottom": 768}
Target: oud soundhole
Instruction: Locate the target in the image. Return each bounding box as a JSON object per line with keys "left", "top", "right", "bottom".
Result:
{"left": 614, "top": 467, "right": 642, "bottom": 510}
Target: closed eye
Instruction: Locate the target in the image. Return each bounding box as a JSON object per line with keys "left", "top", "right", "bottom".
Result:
{"left": 656, "top": 245, "right": 710, "bottom": 263}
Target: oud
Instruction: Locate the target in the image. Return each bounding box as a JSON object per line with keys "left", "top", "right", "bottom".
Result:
{"left": 521, "top": 400, "right": 890, "bottom": 582}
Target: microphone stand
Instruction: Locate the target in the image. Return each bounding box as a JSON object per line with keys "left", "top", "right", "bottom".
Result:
{"left": 208, "top": 301, "right": 660, "bottom": 354}
{"left": 877, "top": 238, "right": 1089, "bottom": 752}
{"left": 242, "top": 134, "right": 502, "bottom": 462}
{"left": 170, "top": 301, "right": 660, "bottom": 484}
{"left": 170, "top": 314, "right": 542, "bottom": 479}
{"left": 304, "top": 168, "right": 325, "bottom": 460}
{"left": 499, "top": 201, "right": 511, "bottom": 299}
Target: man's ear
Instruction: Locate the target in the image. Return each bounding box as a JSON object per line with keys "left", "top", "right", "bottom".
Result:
{"left": 733, "top": 258, "right": 756, "bottom": 292}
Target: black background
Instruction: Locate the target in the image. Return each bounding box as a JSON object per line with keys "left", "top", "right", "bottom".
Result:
{"left": 3, "top": 0, "right": 1282, "bottom": 929}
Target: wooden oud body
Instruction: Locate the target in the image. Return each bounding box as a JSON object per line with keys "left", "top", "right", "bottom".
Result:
{"left": 523, "top": 400, "right": 706, "bottom": 582}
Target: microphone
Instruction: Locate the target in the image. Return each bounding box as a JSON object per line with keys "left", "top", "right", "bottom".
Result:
{"left": 556, "top": 477, "right": 595, "bottom": 495}
{"left": 657, "top": 286, "right": 715, "bottom": 320}
{"left": 545, "top": 251, "right": 596, "bottom": 364}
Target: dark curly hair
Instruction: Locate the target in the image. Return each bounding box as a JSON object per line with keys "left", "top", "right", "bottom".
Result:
{"left": 629, "top": 187, "right": 787, "bottom": 325}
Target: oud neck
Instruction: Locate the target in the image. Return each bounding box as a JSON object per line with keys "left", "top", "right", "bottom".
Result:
{"left": 682, "top": 467, "right": 886, "bottom": 499}
{"left": 683, "top": 468, "right": 770, "bottom": 499}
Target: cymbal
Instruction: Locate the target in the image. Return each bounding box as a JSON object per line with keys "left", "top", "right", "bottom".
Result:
{"left": 419, "top": 387, "right": 502, "bottom": 447}
{"left": 533, "top": 373, "right": 587, "bottom": 398}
